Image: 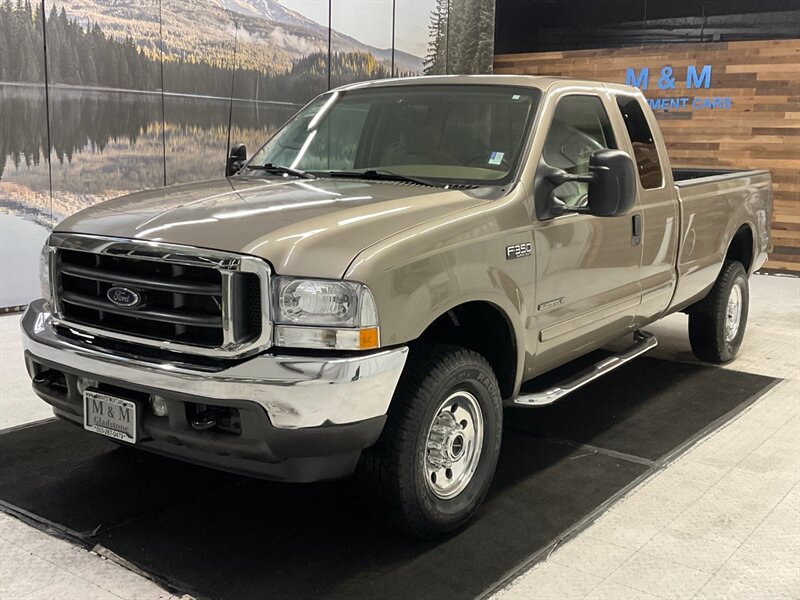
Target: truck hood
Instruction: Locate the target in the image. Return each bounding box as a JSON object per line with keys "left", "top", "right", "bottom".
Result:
{"left": 56, "top": 177, "right": 489, "bottom": 278}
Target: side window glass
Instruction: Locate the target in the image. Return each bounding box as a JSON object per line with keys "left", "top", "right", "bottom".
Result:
{"left": 615, "top": 96, "right": 663, "bottom": 189}
{"left": 543, "top": 96, "right": 616, "bottom": 208}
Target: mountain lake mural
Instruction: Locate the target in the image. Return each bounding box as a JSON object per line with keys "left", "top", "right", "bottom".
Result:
{"left": 0, "top": 0, "right": 497, "bottom": 307}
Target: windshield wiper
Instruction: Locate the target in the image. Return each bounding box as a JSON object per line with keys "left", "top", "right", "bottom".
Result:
{"left": 247, "top": 163, "right": 315, "bottom": 179}
{"left": 319, "top": 169, "right": 440, "bottom": 188}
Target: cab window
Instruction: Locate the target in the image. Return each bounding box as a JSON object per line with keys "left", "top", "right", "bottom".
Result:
{"left": 542, "top": 95, "right": 616, "bottom": 208}
{"left": 615, "top": 95, "right": 664, "bottom": 189}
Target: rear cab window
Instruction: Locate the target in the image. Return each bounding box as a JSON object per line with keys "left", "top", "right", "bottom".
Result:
{"left": 615, "top": 96, "right": 664, "bottom": 189}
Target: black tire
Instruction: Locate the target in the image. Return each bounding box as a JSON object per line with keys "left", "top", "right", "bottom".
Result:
{"left": 688, "top": 260, "right": 749, "bottom": 364}
{"left": 359, "top": 344, "right": 503, "bottom": 538}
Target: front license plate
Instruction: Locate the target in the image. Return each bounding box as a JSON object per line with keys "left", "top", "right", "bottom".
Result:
{"left": 83, "top": 390, "right": 138, "bottom": 443}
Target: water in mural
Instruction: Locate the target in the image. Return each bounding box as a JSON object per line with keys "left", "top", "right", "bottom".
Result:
{"left": 0, "top": 0, "right": 496, "bottom": 307}
{"left": 0, "top": 84, "right": 298, "bottom": 306}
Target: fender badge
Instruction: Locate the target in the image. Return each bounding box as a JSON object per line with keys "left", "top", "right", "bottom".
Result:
{"left": 538, "top": 297, "right": 564, "bottom": 311}
{"left": 506, "top": 242, "right": 532, "bottom": 260}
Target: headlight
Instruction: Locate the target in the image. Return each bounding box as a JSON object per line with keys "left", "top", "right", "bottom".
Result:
{"left": 39, "top": 239, "right": 52, "bottom": 301}
{"left": 273, "top": 277, "right": 379, "bottom": 350}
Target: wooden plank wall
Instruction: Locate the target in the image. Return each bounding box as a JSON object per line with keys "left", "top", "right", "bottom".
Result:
{"left": 495, "top": 40, "right": 800, "bottom": 273}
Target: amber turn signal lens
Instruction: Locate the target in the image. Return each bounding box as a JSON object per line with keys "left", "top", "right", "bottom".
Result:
{"left": 359, "top": 327, "right": 380, "bottom": 350}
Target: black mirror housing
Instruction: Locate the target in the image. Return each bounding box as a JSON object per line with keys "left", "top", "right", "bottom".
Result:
{"left": 535, "top": 149, "right": 637, "bottom": 220}
{"left": 586, "top": 149, "right": 636, "bottom": 217}
{"left": 226, "top": 143, "right": 247, "bottom": 177}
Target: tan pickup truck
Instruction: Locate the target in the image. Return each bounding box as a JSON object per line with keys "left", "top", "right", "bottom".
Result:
{"left": 22, "top": 75, "right": 772, "bottom": 537}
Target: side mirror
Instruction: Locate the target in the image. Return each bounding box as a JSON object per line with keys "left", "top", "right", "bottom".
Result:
{"left": 226, "top": 143, "right": 247, "bottom": 176}
{"left": 584, "top": 149, "right": 637, "bottom": 217}
{"left": 534, "top": 149, "right": 637, "bottom": 220}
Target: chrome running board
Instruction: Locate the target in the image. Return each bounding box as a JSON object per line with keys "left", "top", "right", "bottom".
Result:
{"left": 513, "top": 331, "right": 658, "bottom": 407}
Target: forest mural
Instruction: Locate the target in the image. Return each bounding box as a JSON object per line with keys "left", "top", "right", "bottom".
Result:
{"left": 425, "top": 0, "right": 495, "bottom": 75}
{"left": 0, "top": 0, "right": 498, "bottom": 308}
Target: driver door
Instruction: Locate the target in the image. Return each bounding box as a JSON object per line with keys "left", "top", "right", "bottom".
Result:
{"left": 530, "top": 92, "right": 643, "bottom": 377}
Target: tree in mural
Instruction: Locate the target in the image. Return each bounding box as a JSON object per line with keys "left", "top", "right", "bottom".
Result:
{"left": 424, "top": 0, "right": 449, "bottom": 75}
{"left": 0, "top": 0, "right": 46, "bottom": 83}
{"left": 424, "top": 0, "right": 495, "bottom": 75}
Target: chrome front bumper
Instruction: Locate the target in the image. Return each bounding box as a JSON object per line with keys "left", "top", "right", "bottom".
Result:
{"left": 21, "top": 299, "right": 408, "bottom": 429}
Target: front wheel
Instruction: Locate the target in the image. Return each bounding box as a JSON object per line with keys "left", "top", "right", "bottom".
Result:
{"left": 359, "top": 344, "right": 503, "bottom": 538}
{"left": 688, "top": 260, "right": 749, "bottom": 364}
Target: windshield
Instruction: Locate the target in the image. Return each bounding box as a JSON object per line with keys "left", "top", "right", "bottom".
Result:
{"left": 248, "top": 84, "right": 541, "bottom": 186}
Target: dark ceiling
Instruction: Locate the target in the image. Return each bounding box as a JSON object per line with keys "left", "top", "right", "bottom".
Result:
{"left": 494, "top": 0, "right": 800, "bottom": 54}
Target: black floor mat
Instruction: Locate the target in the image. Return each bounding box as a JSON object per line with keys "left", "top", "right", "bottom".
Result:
{"left": 0, "top": 423, "right": 242, "bottom": 536}
{"left": 509, "top": 358, "right": 776, "bottom": 461}
{"left": 0, "top": 358, "right": 778, "bottom": 600}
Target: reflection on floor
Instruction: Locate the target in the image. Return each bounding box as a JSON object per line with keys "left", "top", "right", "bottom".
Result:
{"left": 0, "top": 274, "right": 798, "bottom": 600}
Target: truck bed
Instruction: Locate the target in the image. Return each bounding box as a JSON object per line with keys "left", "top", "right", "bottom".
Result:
{"left": 668, "top": 167, "right": 772, "bottom": 312}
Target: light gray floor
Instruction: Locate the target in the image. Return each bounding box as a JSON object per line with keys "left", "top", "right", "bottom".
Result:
{"left": 1, "top": 274, "right": 798, "bottom": 600}
{"left": 495, "top": 274, "right": 800, "bottom": 600}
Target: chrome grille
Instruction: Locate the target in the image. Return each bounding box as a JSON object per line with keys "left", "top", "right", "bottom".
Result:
{"left": 48, "top": 234, "right": 271, "bottom": 357}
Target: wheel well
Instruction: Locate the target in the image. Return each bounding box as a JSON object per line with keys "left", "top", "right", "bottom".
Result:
{"left": 726, "top": 225, "right": 754, "bottom": 274}
{"left": 418, "top": 302, "right": 516, "bottom": 399}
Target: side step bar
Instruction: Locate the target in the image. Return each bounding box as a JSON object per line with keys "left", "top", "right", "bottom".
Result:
{"left": 513, "top": 331, "right": 658, "bottom": 407}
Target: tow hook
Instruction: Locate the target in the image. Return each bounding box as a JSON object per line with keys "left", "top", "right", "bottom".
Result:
{"left": 190, "top": 411, "right": 217, "bottom": 430}
{"left": 188, "top": 404, "right": 242, "bottom": 434}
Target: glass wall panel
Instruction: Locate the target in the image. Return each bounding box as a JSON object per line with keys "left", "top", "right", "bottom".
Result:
{"left": 229, "top": 1, "right": 330, "bottom": 162}
{"left": 446, "top": 0, "right": 496, "bottom": 74}
{"left": 0, "top": 2, "right": 50, "bottom": 307}
{"left": 161, "top": 0, "right": 236, "bottom": 184}
{"left": 393, "top": 0, "right": 436, "bottom": 76}
{"left": 43, "top": 0, "right": 165, "bottom": 219}
{"left": 330, "top": 0, "right": 393, "bottom": 88}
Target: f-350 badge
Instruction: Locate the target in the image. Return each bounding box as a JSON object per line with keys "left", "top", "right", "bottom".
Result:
{"left": 506, "top": 242, "right": 532, "bottom": 260}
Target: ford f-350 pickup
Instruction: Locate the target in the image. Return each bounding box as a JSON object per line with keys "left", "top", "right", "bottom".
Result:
{"left": 22, "top": 75, "right": 772, "bottom": 537}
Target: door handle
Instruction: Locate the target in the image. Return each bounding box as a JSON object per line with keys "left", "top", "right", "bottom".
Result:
{"left": 631, "top": 213, "right": 642, "bottom": 246}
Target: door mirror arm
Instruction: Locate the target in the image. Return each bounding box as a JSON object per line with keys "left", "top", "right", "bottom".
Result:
{"left": 533, "top": 160, "right": 593, "bottom": 220}
{"left": 547, "top": 171, "right": 593, "bottom": 186}
{"left": 545, "top": 171, "right": 593, "bottom": 217}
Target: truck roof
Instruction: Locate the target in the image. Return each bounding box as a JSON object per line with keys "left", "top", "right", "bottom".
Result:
{"left": 331, "top": 74, "right": 644, "bottom": 97}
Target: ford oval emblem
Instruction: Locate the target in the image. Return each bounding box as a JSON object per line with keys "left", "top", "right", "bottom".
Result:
{"left": 106, "top": 286, "right": 141, "bottom": 308}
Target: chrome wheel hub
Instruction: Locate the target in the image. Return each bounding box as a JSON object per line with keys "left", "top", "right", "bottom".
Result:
{"left": 424, "top": 391, "right": 484, "bottom": 500}
{"left": 725, "top": 283, "right": 743, "bottom": 342}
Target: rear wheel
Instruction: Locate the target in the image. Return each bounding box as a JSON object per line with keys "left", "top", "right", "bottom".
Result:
{"left": 359, "top": 344, "right": 503, "bottom": 538}
{"left": 688, "top": 260, "right": 749, "bottom": 364}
